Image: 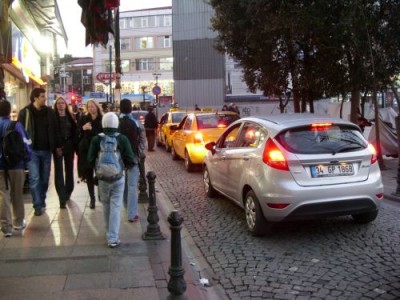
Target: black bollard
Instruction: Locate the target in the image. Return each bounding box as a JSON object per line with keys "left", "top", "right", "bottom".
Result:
{"left": 142, "top": 171, "right": 165, "bottom": 240}
{"left": 167, "top": 210, "right": 187, "bottom": 300}
{"left": 138, "top": 155, "right": 149, "bottom": 203}
{"left": 393, "top": 116, "right": 400, "bottom": 196}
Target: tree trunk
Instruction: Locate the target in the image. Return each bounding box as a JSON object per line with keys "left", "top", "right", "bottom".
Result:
{"left": 350, "top": 90, "right": 360, "bottom": 123}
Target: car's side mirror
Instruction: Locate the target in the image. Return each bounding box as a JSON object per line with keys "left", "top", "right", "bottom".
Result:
{"left": 205, "top": 141, "right": 217, "bottom": 155}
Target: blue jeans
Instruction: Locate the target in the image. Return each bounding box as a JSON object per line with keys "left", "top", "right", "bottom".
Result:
{"left": 28, "top": 150, "right": 52, "bottom": 210}
{"left": 98, "top": 176, "right": 125, "bottom": 244}
{"left": 123, "top": 165, "right": 140, "bottom": 219}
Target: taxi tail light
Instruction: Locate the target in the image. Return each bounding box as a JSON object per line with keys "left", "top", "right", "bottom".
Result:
{"left": 194, "top": 132, "right": 204, "bottom": 144}
{"left": 262, "top": 138, "right": 289, "bottom": 171}
{"left": 376, "top": 193, "right": 383, "bottom": 199}
{"left": 368, "top": 143, "right": 377, "bottom": 164}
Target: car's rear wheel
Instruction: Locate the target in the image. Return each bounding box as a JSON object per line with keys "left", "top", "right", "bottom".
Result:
{"left": 184, "top": 150, "right": 195, "bottom": 172}
{"left": 171, "top": 143, "right": 179, "bottom": 160}
{"left": 203, "top": 166, "right": 217, "bottom": 197}
{"left": 245, "top": 190, "right": 269, "bottom": 236}
{"left": 352, "top": 210, "right": 378, "bottom": 224}
{"left": 165, "top": 136, "right": 171, "bottom": 152}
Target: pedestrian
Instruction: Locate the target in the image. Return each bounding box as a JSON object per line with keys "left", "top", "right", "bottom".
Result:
{"left": 87, "top": 112, "right": 135, "bottom": 248}
{"left": 102, "top": 103, "right": 109, "bottom": 113}
{"left": 195, "top": 104, "right": 201, "bottom": 111}
{"left": 53, "top": 97, "right": 78, "bottom": 208}
{"left": 77, "top": 99, "right": 103, "bottom": 209}
{"left": 0, "top": 100, "right": 32, "bottom": 236}
{"left": 18, "top": 88, "right": 62, "bottom": 216}
{"left": 118, "top": 99, "right": 146, "bottom": 223}
{"left": 144, "top": 106, "right": 158, "bottom": 152}
{"left": 222, "top": 104, "right": 228, "bottom": 111}
{"left": 228, "top": 103, "right": 240, "bottom": 115}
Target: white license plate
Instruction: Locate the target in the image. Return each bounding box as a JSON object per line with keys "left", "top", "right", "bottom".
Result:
{"left": 311, "top": 163, "right": 354, "bottom": 178}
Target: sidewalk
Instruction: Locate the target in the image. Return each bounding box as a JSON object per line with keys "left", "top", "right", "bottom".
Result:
{"left": 0, "top": 164, "right": 226, "bottom": 299}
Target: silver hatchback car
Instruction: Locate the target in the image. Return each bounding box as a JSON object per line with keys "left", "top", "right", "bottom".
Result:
{"left": 203, "top": 114, "right": 383, "bottom": 236}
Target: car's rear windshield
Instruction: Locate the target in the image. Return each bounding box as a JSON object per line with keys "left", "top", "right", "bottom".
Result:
{"left": 197, "top": 114, "right": 240, "bottom": 129}
{"left": 276, "top": 124, "right": 367, "bottom": 154}
{"left": 172, "top": 113, "right": 186, "bottom": 123}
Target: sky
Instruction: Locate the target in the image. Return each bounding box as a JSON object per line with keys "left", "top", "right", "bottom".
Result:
{"left": 58, "top": 0, "right": 172, "bottom": 57}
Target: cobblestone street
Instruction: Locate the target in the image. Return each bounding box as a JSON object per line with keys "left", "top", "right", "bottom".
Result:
{"left": 146, "top": 148, "right": 400, "bottom": 299}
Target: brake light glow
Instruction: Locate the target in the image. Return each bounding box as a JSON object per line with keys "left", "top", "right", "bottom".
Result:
{"left": 368, "top": 143, "right": 377, "bottom": 164}
{"left": 262, "top": 138, "right": 289, "bottom": 171}
{"left": 194, "top": 132, "right": 204, "bottom": 144}
{"left": 311, "top": 123, "right": 332, "bottom": 131}
{"left": 217, "top": 123, "right": 227, "bottom": 128}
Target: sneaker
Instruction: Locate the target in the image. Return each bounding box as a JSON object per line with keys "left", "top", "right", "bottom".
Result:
{"left": 14, "top": 220, "right": 26, "bottom": 230}
{"left": 128, "top": 215, "right": 139, "bottom": 223}
{"left": 34, "top": 209, "right": 42, "bottom": 216}
{"left": 3, "top": 232, "right": 12, "bottom": 237}
{"left": 108, "top": 241, "right": 121, "bottom": 248}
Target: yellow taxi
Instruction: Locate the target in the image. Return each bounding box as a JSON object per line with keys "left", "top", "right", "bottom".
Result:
{"left": 170, "top": 111, "right": 240, "bottom": 171}
{"left": 156, "top": 109, "right": 188, "bottom": 152}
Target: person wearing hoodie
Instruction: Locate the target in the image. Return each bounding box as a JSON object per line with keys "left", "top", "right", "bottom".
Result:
{"left": 87, "top": 112, "right": 135, "bottom": 248}
{"left": 0, "top": 100, "right": 32, "bottom": 237}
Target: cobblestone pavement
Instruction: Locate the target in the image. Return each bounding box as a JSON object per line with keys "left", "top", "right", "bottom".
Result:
{"left": 145, "top": 148, "right": 400, "bottom": 300}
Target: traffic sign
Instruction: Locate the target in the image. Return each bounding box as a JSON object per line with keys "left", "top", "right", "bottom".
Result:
{"left": 96, "top": 72, "right": 116, "bottom": 84}
{"left": 152, "top": 85, "right": 161, "bottom": 96}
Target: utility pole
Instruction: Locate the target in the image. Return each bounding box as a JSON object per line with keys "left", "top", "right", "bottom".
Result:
{"left": 108, "top": 44, "right": 112, "bottom": 104}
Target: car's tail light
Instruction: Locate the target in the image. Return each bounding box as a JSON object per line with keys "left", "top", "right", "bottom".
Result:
{"left": 194, "top": 132, "right": 204, "bottom": 144}
{"left": 376, "top": 193, "right": 383, "bottom": 199}
{"left": 311, "top": 123, "right": 332, "bottom": 131}
{"left": 262, "top": 138, "right": 289, "bottom": 171}
{"left": 368, "top": 143, "right": 377, "bottom": 164}
{"left": 267, "top": 203, "right": 290, "bottom": 209}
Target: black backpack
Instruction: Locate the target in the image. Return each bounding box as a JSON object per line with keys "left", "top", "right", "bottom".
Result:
{"left": 121, "top": 115, "right": 141, "bottom": 156}
{"left": 2, "top": 121, "right": 25, "bottom": 168}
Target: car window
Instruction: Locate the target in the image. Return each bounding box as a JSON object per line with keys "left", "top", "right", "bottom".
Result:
{"left": 172, "top": 113, "right": 186, "bottom": 123}
{"left": 218, "top": 123, "right": 241, "bottom": 148}
{"left": 183, "top": 116, "right": 193, "bottom": 130}
{"left": 197, "top": 114, "right": 239, "bottom": 130}
{"left": 236, "top": 123, "right": 266, "bottom": 148}
{"left": 160, "top": 114, "right": 168, "bottom": 124}
{"left": 276, "top": 124, "right": 367, "bottom": 154}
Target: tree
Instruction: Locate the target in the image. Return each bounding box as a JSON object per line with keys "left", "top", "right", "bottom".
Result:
{"left": 209, "top": 0, "right": 400, "bottom": 118}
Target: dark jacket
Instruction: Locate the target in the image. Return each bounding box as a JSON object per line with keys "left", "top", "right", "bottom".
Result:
{"left": 144, "top": 111, "right": 158, "bottom": 130}
{"left": 0, "top": 117, "right": 32, "bottom": 170}
{"left": 86, "top": 128, "right": 135, "bottom": 169}
{"left": 55, "top": 113, "right": 78, "bottom": 154}
{"left": 118, "top": 114, "right": 146, "bottom": 164}
{"left": 17, "top": 104, "right": 61, "bottom": 152}
{"left": 77, "top": 114, "right": 103, "bottom": 177}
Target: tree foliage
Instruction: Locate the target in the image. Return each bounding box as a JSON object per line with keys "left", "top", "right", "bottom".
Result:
{"left": 209, "top": 0, "right": 400, "bottom": 117}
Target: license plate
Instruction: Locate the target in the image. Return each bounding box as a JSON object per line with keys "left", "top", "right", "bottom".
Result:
{"left": 311, "top": 163, "right": 354, "bottom": 178}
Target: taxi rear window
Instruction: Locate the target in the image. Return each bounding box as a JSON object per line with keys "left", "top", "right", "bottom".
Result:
{"left": 172, "top": 113, "right": 186, "bottom": 123}
{"left": 197, "top": 114, "right": 239, "bottom": 129}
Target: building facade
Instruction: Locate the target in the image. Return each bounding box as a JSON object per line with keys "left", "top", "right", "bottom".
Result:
{"left": 92, "top": 6, "right": 173, "bottom": 107}
{"left": 0, "top": 0, "right": 67, "bottom": 113}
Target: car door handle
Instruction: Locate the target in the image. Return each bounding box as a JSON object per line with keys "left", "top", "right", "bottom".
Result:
{"left": 221, "top": 156, "right": 226, "bottom": 160}
{"left": 242, "top": 155, "right": 250, "bottom": 161}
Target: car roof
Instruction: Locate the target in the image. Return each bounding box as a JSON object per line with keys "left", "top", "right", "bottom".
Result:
{"left": 237, "top": 113, "right": 358, "bottom": 132}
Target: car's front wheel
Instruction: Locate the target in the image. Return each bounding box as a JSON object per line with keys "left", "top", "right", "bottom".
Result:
{"left": 203, "top": 166, "right": 217, "bottom": 197}
{"left": 352, "top": 210, "right": 378, "bottom": 223}
{"left": 245, "top": 190, "right": 270, "bottom": 236}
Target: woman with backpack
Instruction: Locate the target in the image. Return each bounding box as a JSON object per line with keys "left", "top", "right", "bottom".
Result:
{"left": 77, "top": 100, "right": 103, "bottom": 209}
{"left": 53, "top": 97, "right": 78, "bottom": 208}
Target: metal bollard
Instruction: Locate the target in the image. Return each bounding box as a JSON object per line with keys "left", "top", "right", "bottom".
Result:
{"left": 167, "top": 210, "right": 187, "bottom": 300}
{"left": 394, "top": 116, "right": 400, "bottom": 196}
{"left": 142, "top": 171, "right": 165, "bottom": 240}
{"left": 138, "top": 155, "right": 149, "bottom": 203}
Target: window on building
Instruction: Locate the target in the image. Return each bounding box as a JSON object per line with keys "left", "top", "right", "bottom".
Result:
{"left": 135, "top": 58, "right": 154, "bottom": 71}
{"left": 159, "top": 57, "right": 173, "bottom": 71}
{"left": 119, "top": 18, "right": 126, "bottom": 29}
{"left": 148, "top": 16, "right": 156, "bottom": 27}
{"left": 83, "top": 76, "right": 91, "bottom": 85}
{"left": 127, "top": 17, "right": 134, "bottom": 28}
{"left": 136, "top": 37, "right": 154, "bottom": 49}
{"left": 164, "top": 15, "right": 172, "bottom": 26}
{"left": 141, "top": 17, "right": 148, "bottom": 28}
{"left": 158, "top": 36, "right": 171, "bottom": 48}
{"left": 134, "top": 17, "right": 141, "bottom": 28}
{"left": 105, "top": 59, "right": 130, "bottom": 73}
{"left": 121, "top": 38, "right": 131, "bottom": 51}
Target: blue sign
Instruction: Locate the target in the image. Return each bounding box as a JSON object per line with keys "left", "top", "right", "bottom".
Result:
{"left": 90, "top": 92, "right": 105, "bottom": 98}
{"left": 152, "top": 86, "right": 161, "bottom": 96}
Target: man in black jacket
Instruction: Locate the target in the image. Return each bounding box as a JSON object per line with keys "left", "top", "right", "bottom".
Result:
{"left": 144, "top": 106, "right": 158, "bottom": 152}
{"left": 18, "top": 88, "right": 62, "bottom": 216}
{"left": 118, "top": 99, "right": 146, "bottom": 222}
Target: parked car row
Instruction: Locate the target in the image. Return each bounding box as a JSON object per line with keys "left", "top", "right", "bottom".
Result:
{"left": 155, "top": 110, "right": 383, "bottom": 236}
